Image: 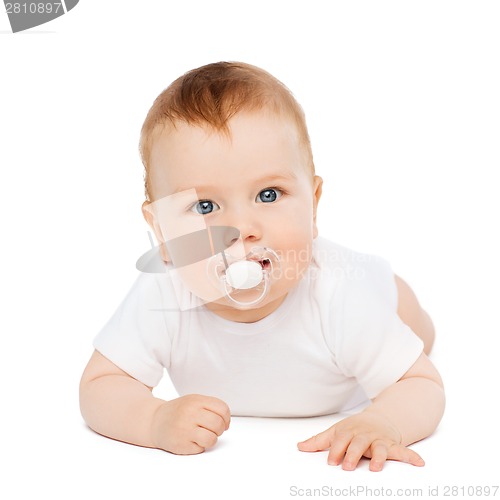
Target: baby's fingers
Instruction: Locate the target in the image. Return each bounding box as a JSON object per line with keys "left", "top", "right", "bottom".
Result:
{"left": 386, "top": 444, "right": 425, "bottom": 467}
{"left": 368, "top": 441, "right": 389, "bottom": 472}
{"left": 328, "top": 432, "right": 359, "bottom": 468}
{"left": 297, "top": 429, "right": 334, "bottom": 452}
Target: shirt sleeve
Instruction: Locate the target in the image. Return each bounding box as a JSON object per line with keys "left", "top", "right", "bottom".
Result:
{"left": 93, "top": 272, "right": 173, "bottom": 388}
{"left": 334, "top": 256, "right": 424, "bottom": 399}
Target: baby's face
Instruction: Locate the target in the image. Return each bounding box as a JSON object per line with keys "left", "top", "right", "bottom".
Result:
{"left": 145, "top": 111, "right": 322, "bottom": 321}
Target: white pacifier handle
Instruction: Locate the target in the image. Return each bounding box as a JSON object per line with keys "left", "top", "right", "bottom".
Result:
{"left": 225, "top": 260, "right": 263, "bottom": 290}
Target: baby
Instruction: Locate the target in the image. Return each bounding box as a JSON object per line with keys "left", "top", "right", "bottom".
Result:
{"left": 80, "top": 61, "right": 445, "bottom": 472}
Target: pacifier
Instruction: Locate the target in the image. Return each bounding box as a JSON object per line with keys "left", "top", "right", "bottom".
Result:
{"left": 207, "top": 246, "right": 281, "bottom": 308}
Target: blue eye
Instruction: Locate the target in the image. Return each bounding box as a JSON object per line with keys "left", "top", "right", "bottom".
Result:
{"left": 192, "top": 200, "right": 220, "bottom": 215}
{"left": 256, "top": 188, "right": 283, "bottom": 203}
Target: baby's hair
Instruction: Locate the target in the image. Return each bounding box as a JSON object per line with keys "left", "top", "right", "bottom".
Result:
{"left": 139, "top": 61, "right": 314, "bottom": 200}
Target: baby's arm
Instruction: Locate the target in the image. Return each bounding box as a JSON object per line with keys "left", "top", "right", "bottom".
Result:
{"left": 80, "top": 350, "right": 230, "bottom": 454}
{"left": 298, "top": 275, "right": 444, "bottom": 471}
{"left": 298, "top": 353, "right": 444, "bottom": 471}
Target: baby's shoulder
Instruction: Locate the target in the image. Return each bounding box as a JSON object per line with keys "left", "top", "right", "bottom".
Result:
{"left": 120, "top": 267, "right": 182, "bottom": 314}
{"left": 311, "top": 237, "right": 397, "bottom": 308}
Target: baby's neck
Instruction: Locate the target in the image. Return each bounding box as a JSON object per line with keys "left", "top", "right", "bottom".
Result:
{"left": 205, "top": 293, "right": 288, "bottom": 323}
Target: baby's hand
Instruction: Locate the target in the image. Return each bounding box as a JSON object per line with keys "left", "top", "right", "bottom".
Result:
{"left": 151, "top": 394, "right": 231, "bottom": 455}
{"left": 297, "top": 411, "right": 424, "bottom": 471}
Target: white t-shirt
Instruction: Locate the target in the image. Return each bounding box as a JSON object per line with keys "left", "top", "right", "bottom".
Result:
{"left": 94, "top": 237, "right": 423, "bottom": 417}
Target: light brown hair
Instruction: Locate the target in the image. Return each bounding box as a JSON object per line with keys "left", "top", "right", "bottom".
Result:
{"left": 139, "top": 61, "right": 314, "bottom": 200}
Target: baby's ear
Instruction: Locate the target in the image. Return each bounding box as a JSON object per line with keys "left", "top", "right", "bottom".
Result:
{"left": 312, "top": 175, "right": 323, "bottom": 238}
{"left": 141, "top": 201, "right": 170, "bottom": 262}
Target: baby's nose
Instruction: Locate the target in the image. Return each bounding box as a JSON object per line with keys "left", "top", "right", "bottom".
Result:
{"left": 223, "top": 205, "right": 262, "bottom": 243}
{"left": 235, "top": 220, "right": 261, "bottom": 242}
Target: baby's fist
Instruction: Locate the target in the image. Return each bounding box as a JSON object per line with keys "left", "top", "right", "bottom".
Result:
{"left": 152, "top": 394, "right": 231, "bottom": 455}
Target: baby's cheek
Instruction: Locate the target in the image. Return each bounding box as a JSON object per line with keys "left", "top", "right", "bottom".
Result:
{"left": 283, "top": 257, "right": 310, "bottom": 283}
{"left": 278, "top": 239, "right": 313, "bottom": 283}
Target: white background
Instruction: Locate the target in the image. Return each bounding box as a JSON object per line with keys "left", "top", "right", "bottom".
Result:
{"left": 1, "top": 1, "right": 499, "bottom": 499}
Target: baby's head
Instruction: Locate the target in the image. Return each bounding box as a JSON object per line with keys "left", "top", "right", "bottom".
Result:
{"left": 140, "top": 61, "right": 315, "bottom": 201}
{"left": 139, "top": 62, "right": 322, "bottom": 320}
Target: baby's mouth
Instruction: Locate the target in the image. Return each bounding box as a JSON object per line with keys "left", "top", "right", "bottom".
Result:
{"left": 260, "top": 258, "right": 271, "bottom": 270}
{"left": 248, "top": 258, "right": 271, "bottom": 270}
{"left": 206, "top": 245, "right": 281, "bottom": 308}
